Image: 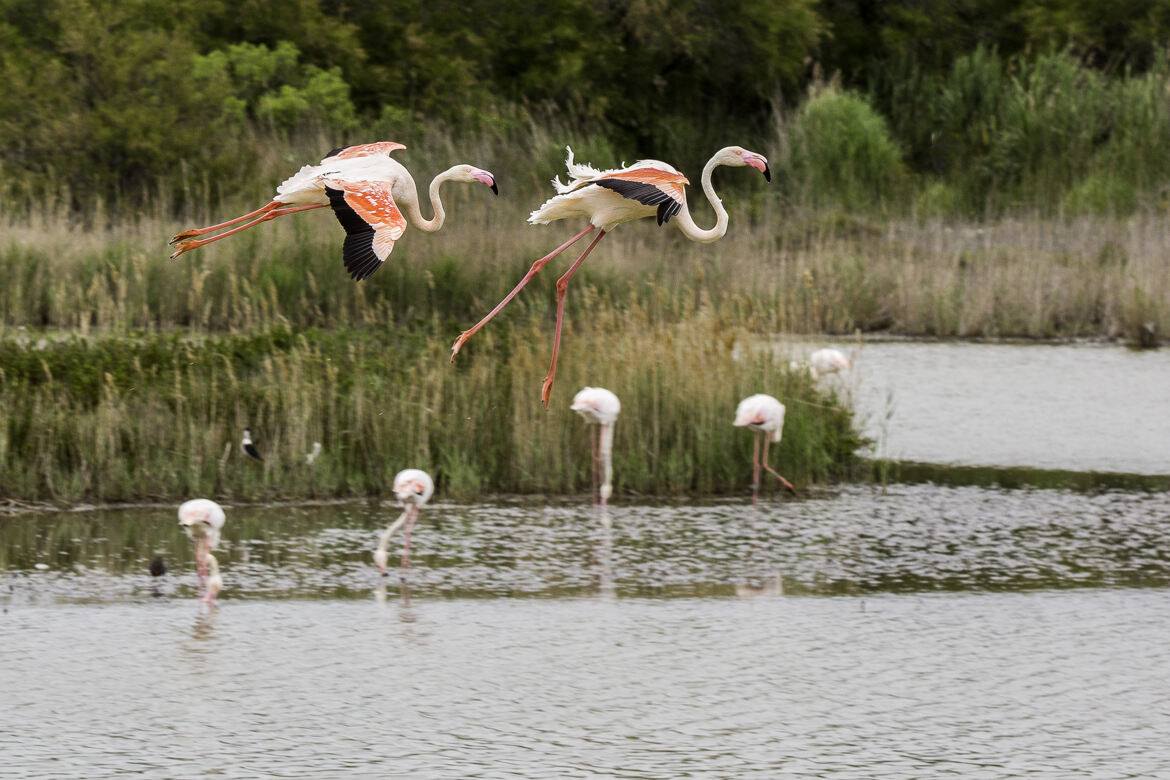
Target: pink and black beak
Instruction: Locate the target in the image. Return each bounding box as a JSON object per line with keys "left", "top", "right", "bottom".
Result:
{"left": 743, "top": 151, "right": 771, "bottom": 182}
{"left": 472, "top": 168, "right": 499, "bottom": 195}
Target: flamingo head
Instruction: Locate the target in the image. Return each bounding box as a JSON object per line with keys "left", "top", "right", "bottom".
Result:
{"left": 719, "top": 147, "right": 771, "bottom": 182}
{"left": 453, "top": 165, "right": 498, "bottom": 195}
{"left": 373, "top": 548, "right": 389, "bottom": 575}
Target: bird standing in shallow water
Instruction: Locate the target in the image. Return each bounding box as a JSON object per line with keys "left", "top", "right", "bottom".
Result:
{"left": 733, "top": 394, "right": 798, "bottom": 505}
{"left": 570, "top": 387, "right": 621, "bottom": 506}
{"left": 809, "top": 348, "right": 851, "bottom": 378}
{"left": 177, "top": 499, "right": 226, "bottom": 603}
{"left": 170, "top": 142, "right": 497, "bottom": 281}
{"left": 374, "top": 470, "right": 435, "bottom": 575}
{"left": 149, "top": 556, "right": 167, "bottom": 577}
{"left": 450, "top": 145, "right": 769, "bottom": 406}
{"left": 241, "top": 429, "right": 263, "bottom": 462}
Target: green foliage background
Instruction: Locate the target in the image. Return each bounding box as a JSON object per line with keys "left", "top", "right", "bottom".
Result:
{"left": 4, "top": 0, "right": 1170, "bottom": 216}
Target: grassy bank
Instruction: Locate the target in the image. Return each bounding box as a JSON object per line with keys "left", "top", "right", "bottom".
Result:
{"left": 0, "top": 306, "right": 860, "bottom": 504}
{"left": 2, "top": 198, "right": 1165, "bottom": 343}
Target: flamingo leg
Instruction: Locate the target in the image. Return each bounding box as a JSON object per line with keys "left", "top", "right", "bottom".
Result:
{"left": 400, "top": 506, "right": 418, "bottom": 570}
{"left": 540, "top": 230, "right": 607, "bottom": 407}
{"left": 590, "top": 424, "right": 600, "bottom": 505}
{"left": 762, "top": 437, "right": 799, "bottom": 496}
{"left": 169, "top": 204, "right": 328, "bottom": 259}
{"left": 450, "top": 225, "right": 596, "bottom": 361}
{"left": 194, "top": 538, "right": 207, "bottom": 587}
{"left": 170, "top": 201, "right": 283, "bottom": 244}
{"left": 752, "top": 432, "right": 761, "bottom": 506}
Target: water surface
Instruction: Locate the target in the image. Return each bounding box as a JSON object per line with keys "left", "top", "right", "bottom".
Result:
{"left": 841, "top": 341, "right": 1170, "bottom": 474}
{"left": 3, "top": 489, "right": 1169, "bottom": 777}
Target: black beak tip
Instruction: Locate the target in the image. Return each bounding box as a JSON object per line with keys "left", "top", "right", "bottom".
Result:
{"left": 490, "top": 181, "right": 499, "bottom": 195}
{"left": 763, "top": 165, "right": 772, "bottom": 183}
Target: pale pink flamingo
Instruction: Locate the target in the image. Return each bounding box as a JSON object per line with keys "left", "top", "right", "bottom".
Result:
{"left": 177, "top": 499, "right": 226, "bottom": 603}
{"left": 450, "top": 145, "right": 770, "bottom": 406}
{"left": 733, "top": 394, "right": 798, "bottom": 505}
{"left": 570, "top": 386, "right": 621, "bottom": 506}
{"left": 374, "top": 469, "right": 435, "bottom": 575}
{"left": 170, "top": 142, "right": 497, "bottom": 281}
{"left": 810, "top": 348, "right": 850, "bottom": 377}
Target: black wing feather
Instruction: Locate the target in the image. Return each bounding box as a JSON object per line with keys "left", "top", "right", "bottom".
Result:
{"left": 593, "top": 178, "right": 683, "bottom": 225}
{"left": 324, "top": 146, "right": 350, "bottom": 159}
{"left": 325, "top": 186, "right": 384, "bottom": 282}
{"left": 243, "top": 443, "right": 264, "bottom": 462}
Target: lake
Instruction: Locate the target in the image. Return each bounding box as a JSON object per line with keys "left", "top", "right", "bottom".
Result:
{"left": 4, "top": 340, "right": 1169, "bottom": 777}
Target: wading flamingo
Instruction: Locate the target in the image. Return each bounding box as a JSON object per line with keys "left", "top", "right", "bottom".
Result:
{"left": 450, "top": 145, "right": 770, "bottom": 406}
{"left": 178, "top": 499, "right": 226, "bottom": 603}
{"left": 570, "top": 386, "right": 621, "bottom": 506}
{"left": 170, "top": 142, "right": 497, "bottom": 281}
{"left": 810, "top": 348, "right": 850, "bottom": 377}
{"left": 374, "top": 469, "right": 435, "bottom": 575}
{"left": 733, "top": 394, "right": 798, "bottom": 505}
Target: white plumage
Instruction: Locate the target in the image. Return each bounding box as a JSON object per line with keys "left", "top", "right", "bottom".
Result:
{"left": 374, "top": 469, "right": 435, "bottom": 575}
{"left": 178, "top": 498, "right": 226, "bottom": 550}
{"left": 810, "top": 348, "right": 851, "bottom": 377}
{"left": 733, "top": 394, "right": 797, "bottom": 504}
{"left": 393, "top": 469, "right": 435, "bottom": 506}
{"left": 733, "top": 394, "right": 786, "bottom": 443}
{"left": 178, "top": 498, "right": 226, "bottom": 602}
{"left": 570, "top": 386, "right": 621, "bottom": 424}
{"left": 571, "top": 387, "right": 621, "bottom": 506}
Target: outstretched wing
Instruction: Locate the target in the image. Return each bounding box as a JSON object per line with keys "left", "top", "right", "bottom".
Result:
{"left": 591, "top": 167, "right": 689, "bottom": 225}
{"left": 323, "top": 142, "right": 407, "bottom": 161}
{"left": 324, "top": 179, "right": 408, "bottom": 281}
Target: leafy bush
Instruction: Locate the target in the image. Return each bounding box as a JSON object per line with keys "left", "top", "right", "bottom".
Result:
{"left": 785, "top": 87, "right": 904, "bottom": 211}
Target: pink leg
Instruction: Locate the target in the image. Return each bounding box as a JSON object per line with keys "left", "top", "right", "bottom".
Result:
{"left": 752, "top": 432, "right": 761, "bottom": 506}
{"left": 590, "top": 424, "right": 600, "bottom": 505}
{"left": 540, "top": 230, "right": 607, "bottom": 407}
{"left": 400, "top": 507, "right": 418, "bottom": 570}
{"left": 171, "top": 201, "right": 283, "bottom": 243}
{"left": 194, "top": 539, "right": 207, "bottom": 586}
{"left": 762, "top": 437, "right": 799, "bottom": 496}
{"left": 450, "top": 225, "right": 596, "bottom": 361}
{"left": 170, "top": 204, "right": 328, "bottom": 258}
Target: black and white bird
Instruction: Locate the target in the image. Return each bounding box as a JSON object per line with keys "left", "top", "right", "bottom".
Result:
{"left": 241, "top": 428, "right": 263, "bottom": 462}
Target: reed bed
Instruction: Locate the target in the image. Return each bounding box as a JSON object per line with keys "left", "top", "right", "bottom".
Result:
{"left": 1, "top": 197, "right": 1164, "bottom": 342}
{"left": 0, "top": 305, "right": 859, "bottom": 504}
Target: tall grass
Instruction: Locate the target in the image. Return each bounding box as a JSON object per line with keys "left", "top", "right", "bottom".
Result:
{"left": 1, "top": 197, "right": 1164, "bottom": 342}
{"left": 0, "top": 307, "right": 859, "bottom": 504}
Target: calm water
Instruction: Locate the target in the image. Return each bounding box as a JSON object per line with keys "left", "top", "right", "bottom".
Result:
{"left": 4, "top": 489, "right": 1170, "bottom": 777}
{"left": 843, "top": 341, "right": 1170, "bottom": 474}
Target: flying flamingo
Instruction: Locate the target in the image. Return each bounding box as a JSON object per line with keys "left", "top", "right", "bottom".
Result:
{"left": 809, "top": 348, "right": 850, "bottom": 377}
{"left": 178, "top": 499, "right": 226, "bottom": 603}
{"left": 570, "top": 386, "right": 621, "bottom": 506}
{"left": 374, "top": 469, "right": 435, "bottom": 575}
{"left": 450, "top": 145, "right": 770, "bottom": 406}
{"left": 169, "top": 142, "right": 497, "bottom": 281}
{"left": 733, "top": 394, "right": 798, "bottom": 505}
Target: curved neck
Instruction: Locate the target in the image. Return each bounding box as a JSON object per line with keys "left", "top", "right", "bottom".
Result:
{"left": 673, "top": 155, "right": 729, "bottom": 243}
{"left": 376, "top": 509, "right": 410, "bottom": 556}
{"left": 403, "top": 167, "right": 459, "bottom": 233}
